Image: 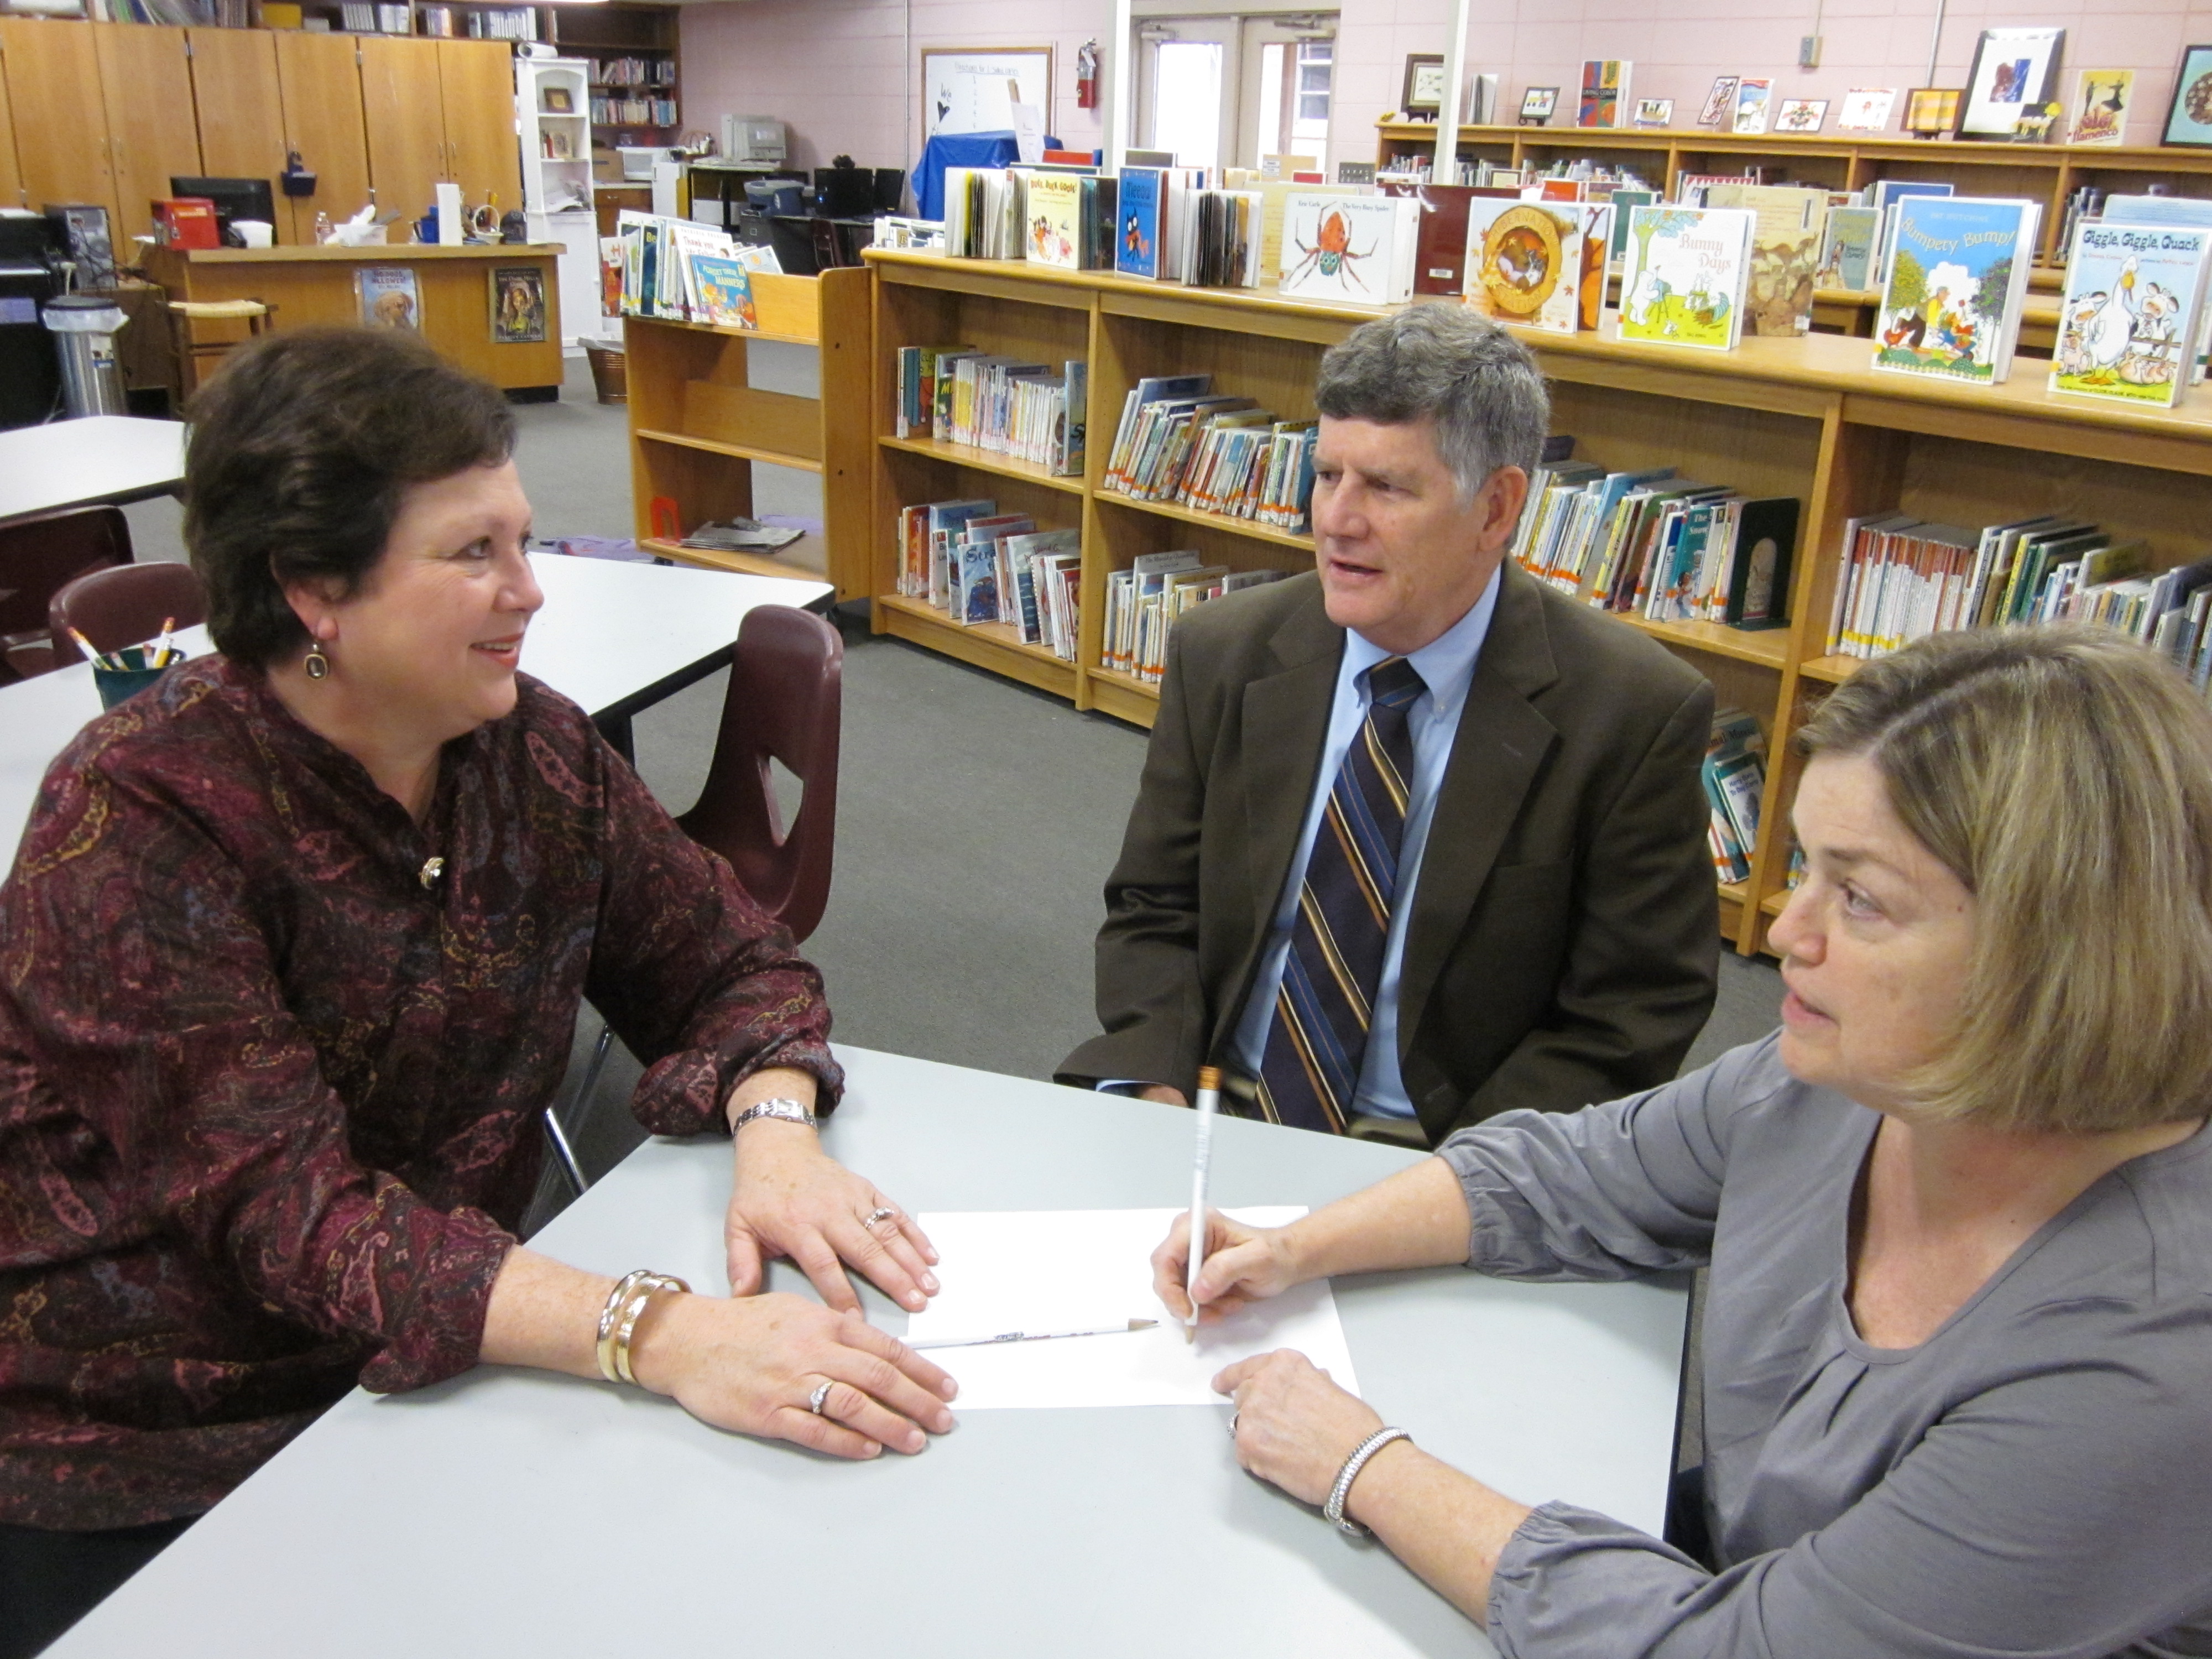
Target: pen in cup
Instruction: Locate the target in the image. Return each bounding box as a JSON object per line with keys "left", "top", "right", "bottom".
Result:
{"left": 1185, "top": 1064, "right": 1221, "bottom": 1342}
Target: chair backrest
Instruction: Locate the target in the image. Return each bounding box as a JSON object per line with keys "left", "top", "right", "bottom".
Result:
{"left": 0, "top": 505, "right": 132, "bottom": 644}
{"left": 50, "top": 561, "right": 207, "bottom": 662}
{"left": 676, "top": 604, "right": 843, "bottom": 944}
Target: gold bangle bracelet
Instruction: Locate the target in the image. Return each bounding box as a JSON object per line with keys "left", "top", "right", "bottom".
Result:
{"left": 594, "top": 1270, "right": 690, "bottom": 1385}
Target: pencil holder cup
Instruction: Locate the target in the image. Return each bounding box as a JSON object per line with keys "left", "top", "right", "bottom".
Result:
{"left": 92, "top": 646, "right": 173, "bottom": 709}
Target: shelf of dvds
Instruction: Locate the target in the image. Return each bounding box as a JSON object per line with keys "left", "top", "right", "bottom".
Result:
{"left": 1372, "top": 123, "right": 2212, "bottom": 265}
{"left": 863, "top": 247, "right": 2212, "bottom": 956}
{"left": 623, "top": 268, "right": 870, "bottom": 597}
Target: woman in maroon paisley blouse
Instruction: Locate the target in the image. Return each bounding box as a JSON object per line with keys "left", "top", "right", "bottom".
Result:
{"left": 0, "top": 327, "right": 957, "bottom": 1655}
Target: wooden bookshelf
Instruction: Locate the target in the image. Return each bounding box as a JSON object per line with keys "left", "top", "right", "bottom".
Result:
{"left": 1374, "top": 123, "right": 2212, "bottom": 266}
{"left": 622, "top": 269, "right": 871, "bottom": 597}
{"left": 863, "top": 247, "right": 2212, "bottom": 957}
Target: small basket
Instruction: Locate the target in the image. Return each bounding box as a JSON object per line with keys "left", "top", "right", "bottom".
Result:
{"left": 584, "top": 342, "right": 627, "bottom": 405}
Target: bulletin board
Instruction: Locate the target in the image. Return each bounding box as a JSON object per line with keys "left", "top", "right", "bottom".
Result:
{"left": 922, "top": 48, "right": 1055, "bottom": 138}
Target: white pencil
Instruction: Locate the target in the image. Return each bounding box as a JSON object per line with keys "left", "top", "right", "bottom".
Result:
{"left": 1185, "top": 1064, "right": 1222, "bottom": 1343}
{"left": 909, "top": 1319, "right": 1157, "bottom": 1350}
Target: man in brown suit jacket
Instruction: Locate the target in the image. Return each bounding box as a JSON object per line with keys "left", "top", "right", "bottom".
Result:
{"left": 1058, "top": 308, "right": 1718, "bottom": 1146}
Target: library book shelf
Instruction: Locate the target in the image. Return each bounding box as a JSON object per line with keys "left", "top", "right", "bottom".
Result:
{"left": 865, "top": 245, "right": 2212, "bottom": 958}
{"left": 622, "top": 268, "right": 871, "bottom": 599}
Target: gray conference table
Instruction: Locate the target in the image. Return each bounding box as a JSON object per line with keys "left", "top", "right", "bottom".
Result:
{"left": 0, "top": 416, "right": 188, "bottom": 526}
{"left": 49, "top": 1047, "right": 1689, "bottom": 1659}
{"left": 0, "top": 552, "right": 831, "bottom": 868}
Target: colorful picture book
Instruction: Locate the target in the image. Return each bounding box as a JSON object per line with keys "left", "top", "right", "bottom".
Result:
{"left": 1618, "top": 206, "right": 1756, "bottom": 351}
{"left": 1836, "top": 87, "right": 1897, "bottom": 131}
{"left": 1817, "top": 206, "right": 1882, "bottom": 292}
{"left": 2050, "top": 221, "right": 2212, "bottom": 408}
{"left": 1463, "top": 200, "right": 1584, "bottom": 333}
{"left": 1277, "top": 194, "right": 1420, "bottom": 304}
{"left": 1116, "top": 168, "right": 1163, "bottom": 279}
{"left": 1578, "top": 60, "right": 1630, "bottom": 129}
{"left": 488, "top": 267, "right": 546, "bottom": 343}
{"left": 1872, "top": 196, "right": 2041, "bottom": 385}
{"left": 1703, "top": 709, "right": 1766, "bottom": 885}
{"left": 1733, "top": 78, "right": 1773, "bottom": 134}
{"left": 2068, "top": 69, "right": 2132, "bottom": 145}
{"left": 685, "top": 255, "right": 758, "bottom": 329}
{"left": 1704, "top": 185, "right": 1826, "bottom": 336}
{"left": 1026, "top": 172, "right": 1082, "bottom": 269}
{"left": 355, "top": 265, "right": 420, "bottom": 331}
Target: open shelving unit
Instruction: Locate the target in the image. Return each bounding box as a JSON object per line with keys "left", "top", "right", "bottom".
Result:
{"left": 866, "top": 246, "right": 2212, "bottom": 958}
{"left": 621, "top": 267, "right": 871, "bottom": 598}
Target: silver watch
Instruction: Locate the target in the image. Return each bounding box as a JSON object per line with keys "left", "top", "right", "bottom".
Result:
{"left": 730, "top": 1096, "right": 816, "bottom": 1133}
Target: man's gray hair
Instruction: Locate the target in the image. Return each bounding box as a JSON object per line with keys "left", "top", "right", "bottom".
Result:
{"left": 1313, "top": 305, "right": 1550, "bottom": 502}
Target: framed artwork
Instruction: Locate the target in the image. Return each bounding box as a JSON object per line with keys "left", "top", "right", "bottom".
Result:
{"left": 1836, "top": 87, "right": 1897, "bottom": 131}
{"left": 1904, "top": 86, "right": 1963, "bottom": 136}
{"left": 1578, "top": 59, "right": 1629, "bottom": 128}
{"left": 541, "top": 86, "right": 572, "bottom": 114}
{"left": 2068, "top": 69, "right": 2132, "bottom": 145}
{"left": 1733, "top": 77, "right": 1773, "bottom": 134}
{"left": 1698, "top": 75, "right": 1739, "bottom": 128}
{"left": 1775, "top": 97, "right": 1828, "bottom": 133}
{"left": 1959, "top": 27, "right": 2064, "bottom": 137}
{"left": 542, "top": 127, "right": 575, "bottom": 160}
{"left": 921, "top": 47, "right": 1053, "bottom": 139}
{"left": 2163, "top": 45, "right": 2212, "bottom": 147}
{"left": 1401, "top": 53, "right": 1446, "bottom": 119}
{"left": 1520, "top": 86, "right": 1558, "bottom": 126}
{"left": 1633, "top": 98, "right": 1673, "bottom": 128}
{"left": 490, "top": 267, "right": 547, "bottom": 345}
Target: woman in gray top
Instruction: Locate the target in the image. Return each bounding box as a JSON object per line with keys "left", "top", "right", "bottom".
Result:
{"left": 1154, "top": 623, "right": 2212, "bottom": 1656}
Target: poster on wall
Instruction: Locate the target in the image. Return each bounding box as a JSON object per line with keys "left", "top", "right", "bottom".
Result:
{"left": 922, "top": 48, "right": 1055, "bottom": 138}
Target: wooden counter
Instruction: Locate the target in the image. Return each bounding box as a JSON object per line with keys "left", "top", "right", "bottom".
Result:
{"left": 144, "top": 243, "right": 565, "bottom": 397}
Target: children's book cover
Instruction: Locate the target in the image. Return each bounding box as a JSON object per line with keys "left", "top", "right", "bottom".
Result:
{"left": 1115, "top": 168, "right": 1164, "bottom": 279}
{"left": 1818, "top": 206, "right": 1881, "bottom": 291}
{"left": 958, "top": 540, "right": 1001, "bottom": 625}
{"left": 1026, "top": 172, "right": 1082, "bottom": 268}
{"left": 2068, "top": 68, "right": 2133, "bottom": 145}
{"left": 2051, "top": 220, "right": 2212, "bottom": 407}
{"left": 1704, "top": 184, "right": 1825, "bottom": 335}
{"left": 488, "top": 266, "right": 547, "bottom": 343}
{"left": 1279, "top": 194, "right": 1413, "bottom": 303}
{"left": 1463, "top": 201, "right": 1580, "bottom": 332}
{"left": 1618, "top": 207, "right": 1755, "bottom": 351}
{"left": 1873, "top": 196, "right": 2037, "bottom": 385}
{"left": 356, "top": 265, "right": 421, "bottom": 331}
{"left": 1578, "top": 59, "right": 1629, "bottom": 128}
{"left": 686, "top": 256, "right": 758, "bottom": 329}
{"left": 1732, "top": 78, "right": 1772, "bottom": 134}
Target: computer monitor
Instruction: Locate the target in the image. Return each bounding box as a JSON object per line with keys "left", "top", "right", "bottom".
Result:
{"left": 168, "top": 177, "right": 276, "bottom": 243}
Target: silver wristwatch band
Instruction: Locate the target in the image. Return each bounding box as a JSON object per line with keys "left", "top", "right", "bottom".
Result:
{"left": 1324, "top": 1426, "right": 1412, "bottom": 1537}
{"left": 730, "top": 1096, "right": 816, "bottom": 1133}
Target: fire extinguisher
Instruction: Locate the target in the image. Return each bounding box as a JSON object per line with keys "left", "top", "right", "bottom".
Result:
{"left": 1077, "top": 40, "right": 1099, "bottom": 110}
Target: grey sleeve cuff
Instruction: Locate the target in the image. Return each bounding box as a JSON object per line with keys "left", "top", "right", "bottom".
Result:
{"left": 1488, "top": 1501, "right": 1715, "bottom": 1658}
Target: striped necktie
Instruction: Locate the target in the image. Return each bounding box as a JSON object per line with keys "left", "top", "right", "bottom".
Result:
{"left": 1255, "top": 655, "right": 1426, "bottom": 1133}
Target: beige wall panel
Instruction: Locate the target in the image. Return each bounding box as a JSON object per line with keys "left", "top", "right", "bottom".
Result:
{"left": 92, "top": 23, "right": 202, "bottom": 242}
{"left": 0, "top": 19, "right": 115, "bottom": 222}
{"left": 436, "top": 39, "right": 520, "bottom": 215}
{"left": 186, "top": 28, "right": 289, "bottom": 241}
{"left": 273, "top": 32, "right": 372, "bottom": 245}
{"left": 358, "top": 35, "right": 446, "bottom": 225}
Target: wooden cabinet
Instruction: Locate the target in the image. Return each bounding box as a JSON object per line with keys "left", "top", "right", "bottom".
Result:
{"left": 91, "top": 23, "right": 201, "bottom": 242}
{"left": 1, "top": 18, "right": 114, "bottom": 218}
{"left": 0, "top": 38, "right": 22, "bottom": 208}
{"left": 437, "top": 39, "right": 521, "bottom": 217}
{"left": 272, "top": 32, "right": 372, "bottom": 246}
{"left": 187, "top": 28, "right": 289, "bottom": 237}
{"left": 358, "top": 36, "right": 448, "bottom": 225}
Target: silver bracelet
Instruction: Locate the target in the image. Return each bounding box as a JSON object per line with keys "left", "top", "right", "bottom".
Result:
{"left": 1324, "top": 1426, "right": 1412, "bottom": 1537}
{"left": 730, "top": 1096, "right": 815, "bottom": 1134}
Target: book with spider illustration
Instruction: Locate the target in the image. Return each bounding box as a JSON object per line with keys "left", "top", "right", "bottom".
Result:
{"left": 1276, "top": 194, "right": 1419, "bottom": 305}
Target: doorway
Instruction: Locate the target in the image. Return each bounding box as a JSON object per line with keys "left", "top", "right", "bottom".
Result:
{"left": 1132, "top": 12, "right": 1337, "bottom": 173}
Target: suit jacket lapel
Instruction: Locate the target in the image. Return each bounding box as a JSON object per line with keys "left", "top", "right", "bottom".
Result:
{"left": 1396, "top": 565, "right": 1562, "bottom": 1050}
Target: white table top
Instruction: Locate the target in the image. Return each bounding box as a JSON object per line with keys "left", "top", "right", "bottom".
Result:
{"left": 0, "top": 416, "right": 188, "bottom": 525}
{"left": 0, "top": 552, "right": 830, "bottom": 870}
{"left": 49, "top": 1046, "right": 1688, "bottom": 1659}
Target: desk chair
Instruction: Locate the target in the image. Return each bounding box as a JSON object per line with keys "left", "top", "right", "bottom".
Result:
{"left": 168, "top": 299, "right": 274, "bottom": 395}
{"left": 545, "top": 605, "right": 846, "bottom": 1196}
{"left": 0, "top": 505, "right": 133, "bottom": 681}
{"left": 50, "top": 561, "right": 207, "bottom": 662}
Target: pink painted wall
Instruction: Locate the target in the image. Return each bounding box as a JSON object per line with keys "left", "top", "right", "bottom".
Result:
{"left": 682, "top": 0, "right": 2209, "bottom": 185}
{"left": 681, "top": 0, "right": 1105, "bottom": 178}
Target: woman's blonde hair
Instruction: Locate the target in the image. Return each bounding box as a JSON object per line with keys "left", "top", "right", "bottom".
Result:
{"left": 1797, "top": 624, "right": 2212, "bottom": 1133}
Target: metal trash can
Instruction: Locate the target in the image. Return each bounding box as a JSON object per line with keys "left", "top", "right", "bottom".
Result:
{"left": 43, "top": 294, "right": 128, "bottom": 418}
{"left": 583, "top": 338, "right": 627, "bottom": 405}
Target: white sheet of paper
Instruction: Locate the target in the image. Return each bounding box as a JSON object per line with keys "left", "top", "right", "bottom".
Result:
{"left": 904, "top": 1207, "right": 1360, "bottom": 1409}
{"left": 1009, "top": 101, "right": 1046, "bottom": 164}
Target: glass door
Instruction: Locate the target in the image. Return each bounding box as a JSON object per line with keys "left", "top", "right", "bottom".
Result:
{"left": 1133, "top": 13, "right": 1337, "bottom": 174}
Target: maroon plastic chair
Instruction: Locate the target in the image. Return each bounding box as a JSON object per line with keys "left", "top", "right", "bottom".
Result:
{"left": 545, "top": 603, "right": 844, "bottom": 1197}
{"left": 0, "top": 505, "right": 133, "bottom": 681}
{"left": 50, "top": 562, "right": 207, "bottom": 664}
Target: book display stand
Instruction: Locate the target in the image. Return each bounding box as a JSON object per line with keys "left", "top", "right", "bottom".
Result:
{"left": 622, "top": 268, "right": 872, "bottom": 598}
{"left": 864, "top": 247, "right": 2212, "bottom": 957}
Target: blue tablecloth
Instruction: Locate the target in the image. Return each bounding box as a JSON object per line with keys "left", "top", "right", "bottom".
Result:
{"left": 914, "top": 131, "right": 1064, "bottom": 221}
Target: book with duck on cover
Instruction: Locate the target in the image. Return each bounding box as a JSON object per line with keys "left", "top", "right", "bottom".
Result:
{"left": 2050, "top": 220, "right": 2212, "bottom": 407}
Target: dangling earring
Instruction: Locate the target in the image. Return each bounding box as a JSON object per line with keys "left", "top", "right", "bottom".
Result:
{"left": 304, "top": 641, "right": 331, "bottom": 680}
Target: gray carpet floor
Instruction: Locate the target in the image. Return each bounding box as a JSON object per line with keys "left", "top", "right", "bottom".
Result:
{"left": 124, "top": 352, "right": 1786, "bottom": 1192}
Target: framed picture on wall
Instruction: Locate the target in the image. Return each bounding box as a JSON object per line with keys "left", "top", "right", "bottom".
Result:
{"left": 1632, "top": 98, "right": 1673, "bottom": 128}
{"left": 1775, "top": 97, "right": 1828, "bottom": 132}
{"left": 1697, "top": 76, "right": 1740, "bottom": 128}
{"left": 2163, "top": 45, "right": 2212, "bottom": 147}
{"left": 1519, "top": 86, "right": 1559, "bottom": 126}
{"left": 542, "top": 87, "right": 573, "bottom": 114}
{"left": 1903, "top": 86, "right": 1964, "bottom": 136}
{"left": 1401, "top": 53, "right": 1446, "bottom": 119}
{"left": 922, "top": 47, "right": 1055, "bottom": 140}
{"left": 1959, "top": 27, "right": 2064, "bottom": 137}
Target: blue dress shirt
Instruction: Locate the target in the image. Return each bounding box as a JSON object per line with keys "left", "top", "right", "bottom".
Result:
{"left": 1227, "top": 572, "right": 1500, "bottom": 1119}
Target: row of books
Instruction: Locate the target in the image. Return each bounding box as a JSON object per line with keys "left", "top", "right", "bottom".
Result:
{"left": 1704, "top": 710, "right": 1766, "bottom": 886}
{"left": 594, "top": 58, "right": 677, "bottom": 88}
{"left": 594, "top": 98, "right": 680, "bottom": 127}
{"left": 1826, "top": 513, "right": 2212, "bottom": 696}
{"left": 895, "top": 498, "right": 1083, "bottom": 658}
{"left": 890, "top": 345, "right": 1085, "bottom": 477}
{"left": 1099, "top": 373, "right": 1318, "bottom": 531}
{"left": 613, "top": 212, "right": 779, "bottom": 324}
{"left": 1509, "top": 452, "right": 1798, "bottom": 628}
{"left": 1102, "top": 554, "right": 1285, "bottom": 682}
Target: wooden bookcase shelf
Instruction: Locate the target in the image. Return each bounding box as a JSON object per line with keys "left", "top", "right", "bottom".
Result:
{"left": 863, "top": 247, "right": 2212, "bottom": 958}
{"left": 878, "top": 435, "right": 1087, "bottom": 494}
{"left": 1374, "top": 123, "right": 2212, "bottom": 265}
{"left": 623, "top": 268, "right": 871, "bottom": 599}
